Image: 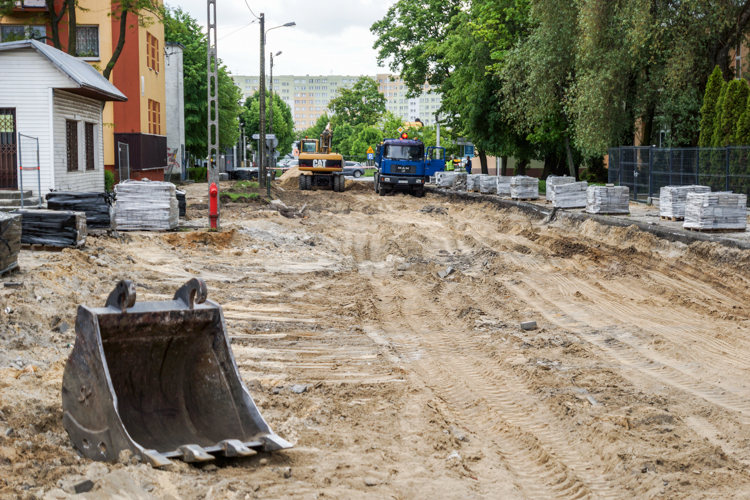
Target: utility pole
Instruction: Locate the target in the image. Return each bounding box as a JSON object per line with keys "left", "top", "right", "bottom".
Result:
{"left": 269, "top": 52, "right": 274, "bottom": 136}
{"left": 258, "top": 13, "right": 266, "bottom": 188}
{"left": 207, "top": 0, "right": 220, "bottom": 226}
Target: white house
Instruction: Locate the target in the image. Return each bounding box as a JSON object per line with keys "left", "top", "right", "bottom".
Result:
{"left": 0, "top": 40, "right": 126, "bottom": 201}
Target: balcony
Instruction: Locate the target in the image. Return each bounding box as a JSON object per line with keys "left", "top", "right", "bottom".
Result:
{"left": 13, "top": 0, "right": 47, "bottom": 11}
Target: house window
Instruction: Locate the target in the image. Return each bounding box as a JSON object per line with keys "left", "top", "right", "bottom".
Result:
{"left": 85, "top": 123, "right": 95, "bottom": 170}
{"left": 146, "top": 32, "right": 159, "bottom": 72}
{"left": 148, "top": 99, "right": 161, "bottom": 135}
{"left": 77, "top": 26, "right": 99, "bottom": 58}
{"left": 0, "top": 25, "right": 45, "bottom": 42}
{"left": 66, "top": 120, "right": 78, "bottom": 172}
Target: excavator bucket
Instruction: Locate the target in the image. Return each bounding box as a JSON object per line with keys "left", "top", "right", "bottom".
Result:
{"left": 61, "top": 278, "right": 291, "bottom": 467}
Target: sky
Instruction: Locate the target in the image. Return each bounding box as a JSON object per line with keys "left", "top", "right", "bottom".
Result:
{"left": 167, "top": 0, "right": 397, "bottom": 78}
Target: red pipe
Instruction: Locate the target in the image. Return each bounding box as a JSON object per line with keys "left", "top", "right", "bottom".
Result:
{"left": 209, "top": 182, "right": 218, "bottom": 229}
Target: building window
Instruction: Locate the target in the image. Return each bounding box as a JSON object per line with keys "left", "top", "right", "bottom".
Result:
{"left": 66, "top": 120, "right": 78, "bottom": 172}
{"left": 77, "top": 26, "right": 99, "bottom": 58}
{"left": 85, "top": 123, "right": 95, "bottom": 170}
{"left": 1, "top": 25, "right": 46, "bottom": 42}
{"left": 146, "top": 31, "right": 159, "bottom": 71}
{"left": 148, "top": 99, "right": 161, "bottom": 135}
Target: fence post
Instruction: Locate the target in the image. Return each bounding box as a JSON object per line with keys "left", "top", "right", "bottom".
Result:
{"left": 726, "top": 146, "right": 731, "bottom": 192}
{"left": 17, "top": 132, "right": 24, "bottom": 209}
{"left": 648, "top": 145, "right": 654, "bottom": 201}
{"left": 619, "top": 147, "right": 623, "bottom": 187}
{"left": 696, "top": 148, "right": 700, "bottom": 185}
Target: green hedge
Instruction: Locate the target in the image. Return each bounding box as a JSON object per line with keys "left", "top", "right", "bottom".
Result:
{"left": 104, "top": 170, "right": 115, "bottom": 192}
{"left": 188, "top": 167, "right": 208, "bottom": 182}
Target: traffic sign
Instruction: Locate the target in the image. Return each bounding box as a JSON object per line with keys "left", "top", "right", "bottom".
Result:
{"left": 397, "top": 127, "right": 404, "bottom": 134}
{"left": 464, "top": 145, "right": 475, "bottom": 158}
{"left": 265, "top": 137, "right": 279, "bottom": 149}
{"left": 252, "top": 133, "right": 276, "bottom": 140}
{"left": 367, "top": 153, "right": 374, "bottom": 160}
{"left": 367, "top": 146, "right": 374, "bottom": 154}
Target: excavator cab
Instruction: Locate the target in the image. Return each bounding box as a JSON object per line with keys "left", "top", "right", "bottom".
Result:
{"left": 61, "top": 278, "right": 291, "bottom": 467}
{"left": 300, "top": 139, "right": 318, "bottom": 153}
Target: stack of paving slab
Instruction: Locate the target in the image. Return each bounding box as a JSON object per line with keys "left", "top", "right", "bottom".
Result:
{"left": 496, "top": 176, "right": 513, "bottom": 196}
{"left": 511, "top": 176, "right": 539, "bottom": 200}
{"left": 480, "top": 175, "right": 497, "bottom": 194}
{"left": 552, "top": 181, "right": 588, "bottom": 208}
{"left": 683, "top": 192, "right": 747, "bottom": 231}
{"left": 453, "top": 173, "right": 467, "bottom": 191}
{"left": 436, "top": 171, "right": 456, "bottom": 188}
{"left": 659, "top": 185, "right": 711, "bottom": 220}
{"left": 114, "top": 180, "right": 179, "bottom": 231}
{"left": 0, "top": 212, "right": 21, "bottom": 275}
{"left": 586, "top": 186, "right": 630, "bottom": 214}
{"left": 176, "top": 189, "right": 187, "bottom": 218}
{"left": 546, "top": 175, "right": 576, "bottom": 203}
{"left": 13, "top": 209, "right": 87, "bottom": 248}
{"left": 45, "top": 192, "right": 114, "bottom": 230}
{"left": 467, "top": 174, "right": 484, "bottom": 192}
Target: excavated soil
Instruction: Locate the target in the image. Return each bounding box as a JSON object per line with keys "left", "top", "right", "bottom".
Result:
{"left": 3, "top": 183, "right": 750, "bottom": 499}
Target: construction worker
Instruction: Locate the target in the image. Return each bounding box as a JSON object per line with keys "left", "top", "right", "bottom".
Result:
{"left": 465, "top": 156, "right": 472, "bottom": 174}
{"left": 452, "top": 157, "right": 460, "bottom": 171}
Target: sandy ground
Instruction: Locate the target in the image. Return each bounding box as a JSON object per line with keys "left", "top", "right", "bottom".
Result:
{"left": 4, "top": 181, "right": 750, "bottom": 499}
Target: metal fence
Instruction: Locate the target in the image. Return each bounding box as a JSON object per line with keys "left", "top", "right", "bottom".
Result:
{"left": 609, "top": 146, "right": 750, "bottom": 204}
{"left": 18, "top": 133, "right": 41, "bottom": 208}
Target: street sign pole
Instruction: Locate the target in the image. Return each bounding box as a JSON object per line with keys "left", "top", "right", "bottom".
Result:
{"left": 259, "top": 13, "right": 266, "bottom": 189}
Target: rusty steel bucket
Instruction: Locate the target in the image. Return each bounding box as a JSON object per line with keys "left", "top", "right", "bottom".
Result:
{"left": 61, "top": 278, "right": 290, "bottom": 467}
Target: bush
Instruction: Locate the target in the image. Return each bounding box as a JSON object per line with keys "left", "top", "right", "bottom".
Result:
{"left": 104, "top": 170, "right": 115, "bottom": 192}
{"left": 188, "top": 167, "right": 208, "bottom": 182}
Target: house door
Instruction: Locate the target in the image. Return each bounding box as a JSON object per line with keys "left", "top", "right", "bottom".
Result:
{"left": 0, "top": 108, "right": 17, "bottom": 190}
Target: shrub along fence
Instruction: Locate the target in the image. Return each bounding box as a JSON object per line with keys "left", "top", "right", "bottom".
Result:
{"left": 609, "top": 146, "right": 750, "bottom": 205}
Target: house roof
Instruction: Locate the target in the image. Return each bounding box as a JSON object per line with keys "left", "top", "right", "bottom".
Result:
{"left": 0, "top": 40, "right": 127, "bottom": 102}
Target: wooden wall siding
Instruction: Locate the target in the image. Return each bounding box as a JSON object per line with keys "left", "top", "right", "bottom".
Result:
{"left": 53, "top": 90, "right": 105, "bottom": 193}
{"left": 0, "top": 49, "right": 72, "bottom": 196}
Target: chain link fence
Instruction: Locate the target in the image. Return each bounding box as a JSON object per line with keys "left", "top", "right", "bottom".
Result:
{"left": 609, "top": 146, "right": 750, "bottom": 204}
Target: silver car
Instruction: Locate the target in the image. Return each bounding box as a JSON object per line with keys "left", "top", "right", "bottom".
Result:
{"left": 343, "top": 161, "right": 365, "bottom": 178}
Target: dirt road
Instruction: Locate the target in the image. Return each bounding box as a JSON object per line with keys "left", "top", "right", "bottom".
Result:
{"left": 3, "top": 182, "right": 750, "bottom": 499}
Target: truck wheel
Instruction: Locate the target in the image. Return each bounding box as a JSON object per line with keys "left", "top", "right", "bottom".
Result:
{"left": 374, "top": 173, "right": 379, "bottom": 192}
{"left": 333, "top": 175, "right": 340, "bottom": 192}
{"left": 299, "top": 175, "right": 306, "bottom": 190}
{"left": 378, "top": 182, "right": 387, "bottom": 196}
{"left": 415, "top": 188, "right": 425, "bottom": 198}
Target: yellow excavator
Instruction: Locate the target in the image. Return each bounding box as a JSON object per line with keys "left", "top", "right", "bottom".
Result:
{"left": 298, "top": 123, "right": 346, "bottom": 192}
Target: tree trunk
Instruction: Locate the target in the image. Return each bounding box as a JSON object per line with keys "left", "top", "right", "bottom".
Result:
{"left": 501, "top": 156, "right": 508, "bottom": 176}
{"left": 542, "top": 154, "right": 554, "bottom": 180}
{"left": 67, "top": 0, "right": 76, "bottom": 56}
{"left": 478, "top": 149, "right": 488, "bottom": 175}
{"left": 45, "top": 0, "right": 69, "bottom": 50}
{"left": 640, "top": 103, "right": 656, "bottom": 148}
{"left": 564, "top": 136, "right": 577, "bottom": 180}
{"left": 515, "top": 158, "right": 528, "bottom": 176}
{"left": 104, "top": 9, "right": 128, "bottom": 81}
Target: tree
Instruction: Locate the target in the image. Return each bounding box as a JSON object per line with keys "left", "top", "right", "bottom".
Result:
{"left": 699, "top": 66, "right": 725, "bottom": 147}
{"left": 164, "top": 7, "right": 241, "bottom": 158}
{"left": 711, "top": 80, "right": 729, "bottom": 146}
{"left": 327, "top": 77, "right": 387, "bottom": 128}
{"left": 349, "top": 127, "right": 384, "bottom": 156}
{"left": 105, "top": 0, "right": 162, "bottom": 80}
{"left": 240, "top": 92, "right": 294, "bottom": 157}
{"left": 331, "top": 123, "right": 355, "bottom": 156}
{"left": 715, "top": 78, "right": 750, "bottom": 146}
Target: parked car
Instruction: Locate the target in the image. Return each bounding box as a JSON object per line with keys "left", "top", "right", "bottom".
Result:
{"left": 343, "top": 161, "right": 365, "bottom": 178}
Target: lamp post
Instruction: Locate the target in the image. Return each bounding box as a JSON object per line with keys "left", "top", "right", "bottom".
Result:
{"left": 269, "top": 51, "right": 281, "bottom": 136}
{"left": 259, "top": 19, "right": 295, "bottom": 189}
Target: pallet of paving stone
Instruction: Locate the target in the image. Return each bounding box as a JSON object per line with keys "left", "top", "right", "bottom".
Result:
{"left": 467, "top": 174, "right": 483, "bottom": 192}
{"left": 114, "top": 180, "right": 179, "bottom": 231}
{"left": 45, "top": 191, "right": 114, "bottom": 230}
{"left": 13, "top": 209, "right": 86, "bottom": 248}
{"left": 436, "top": 172, "right": 456, "bottom": 188}
{"left": 552, "top": 181, "right": 588, "bottom": 208}
{"left": 683, "top": 192, "right": 747, "bottom": 231}
{"left": 496, "top": 176, "right": 513, "bottom": 196}
{"left": 659, "top": 185, "right": 711, "bottom": 220}
{"left": 0, "top": 212, "right": 21, "bottom": 275}
{"left": 546, "top": 175, "right": 576, "bottom": 202}
{"left": 453, "top": 173, "right": 468, "bottom": 191}
{"left": 479, "top": 175, "right": 497, "bottom": 194}
{"left": 586, "top": 186, "right": 630, "bottom": 215}
{"left": 511, "top": 176, "right": 539, "bottom": 200}
{"left": 176, "top": 189, "right": 187, "bottom": 218}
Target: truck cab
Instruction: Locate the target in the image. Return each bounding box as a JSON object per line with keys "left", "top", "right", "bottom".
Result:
{"left": 374, "top": 136, "right": 445, "bottom": 197}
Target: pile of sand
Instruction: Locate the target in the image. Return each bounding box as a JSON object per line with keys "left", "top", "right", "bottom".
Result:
{"left": 278, "top": 166, "right": 303, "bottom": 189}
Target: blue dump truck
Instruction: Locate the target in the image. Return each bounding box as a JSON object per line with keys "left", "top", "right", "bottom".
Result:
{"left": 374, "top": 134, "right": 446, "bottom": 197}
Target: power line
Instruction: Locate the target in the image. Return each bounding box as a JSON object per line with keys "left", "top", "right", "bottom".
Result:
{"left": 219, "top": 20, "right": 255, "bottom": 41}
{"left": 243, "top": 0, "right": 260, "bottom": 20}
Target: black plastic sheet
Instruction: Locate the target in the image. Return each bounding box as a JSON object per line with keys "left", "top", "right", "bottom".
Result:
{"left": 13, "top": 209, "right": 86, "bottom": 248}
{"left": 0, "top": 213, "right": 21, "bottom": 275}
{"left": 46, "top": 192, "right": 113, "bottom": 229}
{"left": 176, "top": 190, "right": 186, "bottom": 218}
{"left": 232, "top": 168, "right": 257, "bottom": 181}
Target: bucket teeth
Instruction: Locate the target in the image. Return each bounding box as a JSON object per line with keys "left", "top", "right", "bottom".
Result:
{"left": 141, "top": 450, "right": 173, "bottom": 468}
{"left": 178, "top": 445, "right": 215, "bottom": 463}
{"left": 220, "top": 439, "right": 257, "bottom": 457}
{"left": 263, "top": 435, "right": 293, "bottom": 452}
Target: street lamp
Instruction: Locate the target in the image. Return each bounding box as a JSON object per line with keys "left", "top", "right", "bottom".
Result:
{"left": 258, "top": 15, "right": 295, "bottom": 191}
{"left": 269, "top": 50, "right": 282, "bottom": 137}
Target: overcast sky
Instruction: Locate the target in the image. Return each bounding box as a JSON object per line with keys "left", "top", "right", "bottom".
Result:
{"left": 167, "top": 0, "right": 397, "bottom": 78}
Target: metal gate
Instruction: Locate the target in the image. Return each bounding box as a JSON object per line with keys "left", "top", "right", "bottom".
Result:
{"left": 118, "top": 142, "right": 130, "bottom": 182}
{"left": 0, "top": 108, "right": 17, "bottom": 190}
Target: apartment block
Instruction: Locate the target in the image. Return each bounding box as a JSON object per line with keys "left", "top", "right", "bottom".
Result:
{"left": 376, "top": 74, "right": 442, "bottom": 126}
